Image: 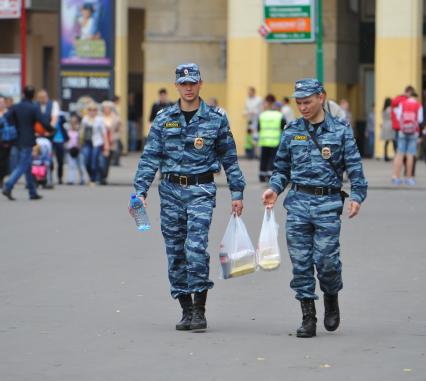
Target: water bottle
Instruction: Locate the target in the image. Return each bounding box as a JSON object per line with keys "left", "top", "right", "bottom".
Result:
{"left": 129, "top": 194, "right": 151, "bottom": 232}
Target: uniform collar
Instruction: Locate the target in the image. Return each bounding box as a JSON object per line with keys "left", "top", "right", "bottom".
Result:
{"left": 170, "top": 98, "right": 210, "bottom": 121}
{"left": 323, "top": 111, "right": 336, "bottom": 132}
{"left": 302, "top": 111, "right": 335, "bottom": 132}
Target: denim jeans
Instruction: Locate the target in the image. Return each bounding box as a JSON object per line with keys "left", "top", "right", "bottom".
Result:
{"left": 66, "top": 152, "right": 86, "bottom": 184}
{"left": 82, "top": 142, "right": 93, "bottom": 180}
{"left": 128, "top": 121, "right": 138, "bottom": 151}
{"left": 4, "top": 146, "right": 37, "bottom": 197}
{"left": 91, "top": 145, "right": 104, "bottom": 183}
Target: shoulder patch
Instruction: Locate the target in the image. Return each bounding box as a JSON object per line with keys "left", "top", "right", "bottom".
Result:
{"left": 285, "top": 119, "right": 299, "bottom": 130}
{"left": 212, "top": 106, "right": 225, "bottom": 116}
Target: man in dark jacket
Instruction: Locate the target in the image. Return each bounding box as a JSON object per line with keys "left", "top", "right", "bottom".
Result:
{"left": 2, "top": 86, "right": 52, "bottom": 201}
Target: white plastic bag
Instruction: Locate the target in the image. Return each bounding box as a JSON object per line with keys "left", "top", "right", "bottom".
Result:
{"left": 219, "top": 215, "right": 256, "bottom": 279}
{"left": 257, "top": 208, "right": 281, "bottom": 271}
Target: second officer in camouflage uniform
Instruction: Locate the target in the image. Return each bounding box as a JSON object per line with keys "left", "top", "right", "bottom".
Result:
{"left": 133, "top": 63, "right": 245, "bottom": 331}
{"left": 263, "top": 78, "right": 368, "bottom": 338}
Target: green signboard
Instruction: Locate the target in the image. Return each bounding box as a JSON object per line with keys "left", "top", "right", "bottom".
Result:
{"left": 263, "top": 0, "right": 316, "bottom": 43}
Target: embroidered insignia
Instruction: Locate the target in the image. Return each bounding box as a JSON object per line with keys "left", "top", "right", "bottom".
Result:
{"left": 322, "top": 146, "right": 331, "bottom": 160}
{"left": 294, "top": 135, "right": 307, "bottom": 141}
{"left": 184, "top": 69, "right": 189, "bottom": 76}
{"left": 194, "top": 137, "right": 204, "bottom": 149}
{"left": 164, "top": 121, "right": 180, "bottom": 128}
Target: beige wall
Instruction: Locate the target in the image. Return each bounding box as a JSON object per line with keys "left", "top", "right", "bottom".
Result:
{"left": 141, "top": 0, "right": 227, "bottom": 135}
{"left": 375, "top": 0, "right": 423, "bottom": 158}
{"left": 26, "top": 12, "right": 59, "bottom": 98}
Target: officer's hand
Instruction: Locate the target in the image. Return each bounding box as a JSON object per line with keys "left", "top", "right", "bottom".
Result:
{"left": 262, "top": 189, "right": 278, "bottom": 209}
{"left": 128, "top": 196, "right": 147, "bottom": 213}
{"left": 232, "top": 200, "right": 243, "bottom": 216}
{"left": 348, "top": 200, "right": 361, "bottom": 218}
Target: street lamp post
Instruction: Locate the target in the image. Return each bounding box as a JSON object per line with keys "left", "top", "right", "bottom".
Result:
{"left": 316, "top": 0, "right": 324, "bottom": 83}
{"left": 20, "top": 0, "right": 26, "bottom": 89}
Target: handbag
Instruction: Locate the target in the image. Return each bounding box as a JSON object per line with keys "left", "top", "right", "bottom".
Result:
{"left": 0, "top": 117, "right": 17, "bottom": 143}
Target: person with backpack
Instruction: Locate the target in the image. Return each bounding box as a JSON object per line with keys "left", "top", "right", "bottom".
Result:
{"left": 0, "top": 95, "right": 16, "bottom": 189}
{"left": 392, "top": 92, "right": 423, "bottom": 185}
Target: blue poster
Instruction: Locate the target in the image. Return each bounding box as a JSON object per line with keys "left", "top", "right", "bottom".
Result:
{"left": 61, "top": 0, "right": 114, "bottom": 66}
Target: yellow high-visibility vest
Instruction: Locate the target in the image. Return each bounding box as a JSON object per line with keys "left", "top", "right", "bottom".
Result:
{"left": 258, "top": 110, "right": 282, "bottom": 147}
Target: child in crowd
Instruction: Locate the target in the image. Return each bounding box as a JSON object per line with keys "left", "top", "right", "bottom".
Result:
{"left": 32, "top": 136, "right": 53, "bottom": 188}
{"left": 245, "top": 128, "right": 255, "bottom": 159}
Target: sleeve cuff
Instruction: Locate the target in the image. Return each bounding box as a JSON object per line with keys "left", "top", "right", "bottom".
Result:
{"left": 231, "top": 190, "right": 243, "bottom": 201}
{"left": 350, "top": 193, "right": 362, "bottom": 204}
{"left": 269, "top": 183, "right": 283, "bottom": 195}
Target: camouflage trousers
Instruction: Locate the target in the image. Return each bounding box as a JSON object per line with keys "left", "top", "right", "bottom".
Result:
{"left": 159, "top": 179, "right": 216, "bottom": 299}
{"left": 284, "top": 189, "right": 343, "bottom": 300}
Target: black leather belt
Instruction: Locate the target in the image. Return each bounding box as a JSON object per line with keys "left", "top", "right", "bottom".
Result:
{"left": 292, "top": 183, "right": 340, "bottom": 196}
{"left": 162, "top": 173, "right": 214, "bottom": 186}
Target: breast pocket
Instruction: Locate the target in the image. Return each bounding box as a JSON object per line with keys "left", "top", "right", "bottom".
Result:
{"left": 290, "top": 140, "right": 310, "bottom": 163}
{"left": 163, "top": 128, "right": 182, "bottom": 161}
{"left": 320, "top": 139, "right": 343, "bottom": 162}
{"left": 186, "top": 130, "right": 217, "bottom": 158}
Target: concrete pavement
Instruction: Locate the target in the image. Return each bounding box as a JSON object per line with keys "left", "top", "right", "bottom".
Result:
{"left": 1, "top": 155, "right": 425, "bottom": 381}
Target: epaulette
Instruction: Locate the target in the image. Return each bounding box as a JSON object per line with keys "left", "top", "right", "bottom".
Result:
{"left": 156, "top": 108, "right": 165, "bottom": 116}
{"left": 285, "top": 119, "right": 299, "bottom": 129}
{"left": 212, "top": 106, "right": 225, "bottom": 116}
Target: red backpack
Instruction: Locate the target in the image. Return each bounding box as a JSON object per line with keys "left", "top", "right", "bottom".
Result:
{"left": 400, "top": 99, "right": 421, "bottom": 135}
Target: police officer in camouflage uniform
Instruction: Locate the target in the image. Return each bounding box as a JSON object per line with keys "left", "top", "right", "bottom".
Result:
{"left": 262, "top": 78, "right": 368, "bottom": 338}
{"left": 133, "top": 63, "right": 245, "bottom": 331}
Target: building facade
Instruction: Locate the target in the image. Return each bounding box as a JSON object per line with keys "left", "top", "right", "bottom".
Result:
{"left": 0, "top": 0, "right": 424, "bottom": 157}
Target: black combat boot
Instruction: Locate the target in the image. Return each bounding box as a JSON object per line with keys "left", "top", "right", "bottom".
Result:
{"left": 176, "top": 294, "right": 193, "bottom": 331}
{"left": 190, "top": 290, "right": 207, "bottom": 330}
{"left": 296, "top": 299, "right": 317, "bottom": 338}
{"left": 323, "top": 293, "right": 340, "bottom": 331}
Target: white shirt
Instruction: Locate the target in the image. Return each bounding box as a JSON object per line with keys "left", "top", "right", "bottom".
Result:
{"left": 40, "top": 100, "right": 60, "bottom": 119}
{"left": 280, "top": 104, "right": 295, "bottom": 123}
{"left": 245, "top": 96, "right": 263, "bottom": 118}
{"left": 82, "top": 115, "right": 106, "bottom": 147}
{"left": 324, "top": 100, "right": 348, "bottom": 121}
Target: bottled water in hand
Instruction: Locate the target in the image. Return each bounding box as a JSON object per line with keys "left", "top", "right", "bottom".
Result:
{"left": 129, "top": 194, "right": 151, "bottom": 232}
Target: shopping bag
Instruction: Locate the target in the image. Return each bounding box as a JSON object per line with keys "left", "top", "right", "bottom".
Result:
{"left": 219, "top": 215, "right": 256, "bottom": 279}
{"left": 257, "top": 208, "right": 281, "bottom": 271}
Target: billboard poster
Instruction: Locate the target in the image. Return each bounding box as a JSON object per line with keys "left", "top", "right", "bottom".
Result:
{"left": 263, "top": 0, "right": 315, "bottom": 43}
{"left": 0, "top": 0, "right": 21, "bottom": 19}
{"left": 60, "top": 70, "right": 113, "bottom": 112}
{"left": 60, "top": 0, "right": 115, "bottom": 66}
{"left": 0, "top": 55, "right": 21, "bottom": 102}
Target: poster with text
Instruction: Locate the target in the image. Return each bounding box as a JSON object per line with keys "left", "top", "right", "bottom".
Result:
{"left": 61, "top": 0, "right": 115, "bottom": 66}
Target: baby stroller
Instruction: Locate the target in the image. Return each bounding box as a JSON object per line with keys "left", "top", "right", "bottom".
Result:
{"left": 32, "top": 137, "right": 53, "bottom": 187}
{"left": 31, "top": 160, "right": 49, "bottom": 186}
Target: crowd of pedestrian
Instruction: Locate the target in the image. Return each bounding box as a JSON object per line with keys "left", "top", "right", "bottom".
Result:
{"left": 0, "top": 85, "right": 123, "bottom": 200}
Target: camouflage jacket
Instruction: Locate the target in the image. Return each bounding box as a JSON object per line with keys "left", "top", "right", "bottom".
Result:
{"left": 134, "top": 99, "right": 245, "bottom": 200}
{"left": 269, "top": 112, "right": 368, "bottom": 203}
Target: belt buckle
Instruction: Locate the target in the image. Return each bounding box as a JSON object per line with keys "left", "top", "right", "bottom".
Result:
{"left": 314, "top": 187, "right": 324, "bottom": 196}
{"left": 179, "top": 175, "right": 188, "bottom": 186}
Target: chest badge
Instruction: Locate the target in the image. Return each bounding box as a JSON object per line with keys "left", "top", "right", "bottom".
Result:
{"left": 165, "top": 121, "right": 180, "bottom": 128}
{"left": 194, "top": 137, "right": 204, "bottom": 150}
{"left": 321, "top": 147, "right": 331, "bottom": 160}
